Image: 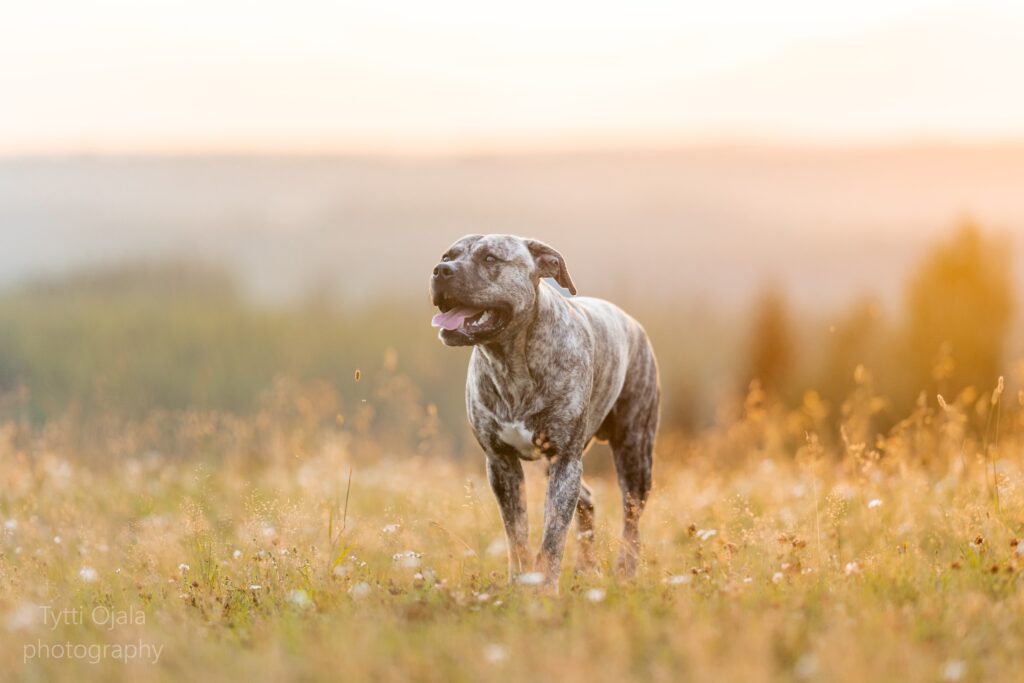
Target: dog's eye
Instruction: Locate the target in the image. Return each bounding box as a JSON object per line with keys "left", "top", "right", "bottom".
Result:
{"left": 441, "top": 254, "right": 451, "bottom": 262}
{"left": 484, "top": 254, "right": 497, "bottom": 263}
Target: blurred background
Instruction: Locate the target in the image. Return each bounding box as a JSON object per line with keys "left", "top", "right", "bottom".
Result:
{"left": 2, "top": 0, "right": 1024, "bottom": 458}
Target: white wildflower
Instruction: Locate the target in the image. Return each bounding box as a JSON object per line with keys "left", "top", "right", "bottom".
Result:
{"left": 867, "top": 499, "right": 883, "bottom": 509}
{"left": 697, "top": 529, "right": 717, "bottom": 541}
{"left": 78, "top": 567, "right": 98, "bottom": 583}
{"left": 585, "top": 588, "right": 606, "bottom": 603}
{"left": 772, "top": 572, "right": 784, "bottom": 584}
{"left": 664, "top": 575, "right": 692, "bottom": 586}
{"left": 178, "top": 563, "right": 190, "bottom": 574}
{"left": 941, "top": 660, "right": 967, "bottom": 682}
{"left": 53, "top": 536, "right": 62, "bottom": 545}
{"left": 286, "top": 589, "right": 311, "bottom": 609}
{"left": 232, "top": 549, "right": 242, "bottom": 560}
{"left": 483, "top": 644, "right": 508, "bottom": 663}
{"left": 392, "top": 551, "right": 422, "bottom": 569}
{"left": 3, "top": 519, "right": 16, "bottom": 532}
{"left": 249, "top": 585, "right": 262, "bottom": 591}
{"left": 844, "top": 562, "right": 861, "bottom": 575}
{"left": 517, "top": 572, "right": 545, "bottom": 586}
{"left": 5, "top": 603, "right": 38, "bottom": 631}
{"left": 794, "top": 653, "right": 818, "bottom": 679}
{"left": 349, "top": 582, "right": 372, "bottom": 599}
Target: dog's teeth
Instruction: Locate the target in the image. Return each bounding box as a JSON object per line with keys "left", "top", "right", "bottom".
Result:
{"left": 478, "top": 311, "right": 491, "bottom": 325}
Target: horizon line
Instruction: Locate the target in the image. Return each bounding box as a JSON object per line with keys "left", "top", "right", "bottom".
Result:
{"left": 5, "top": 136, "right": 1024, "bottom": 161}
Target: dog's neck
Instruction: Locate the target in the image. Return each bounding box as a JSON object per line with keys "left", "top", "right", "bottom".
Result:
{"left": 476, "top": 282, "right": 565, "bottom": 381}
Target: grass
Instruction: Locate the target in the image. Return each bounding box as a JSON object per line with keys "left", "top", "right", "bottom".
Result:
{"left": 2, "top": 377, "right": 1024, "bottom": 683}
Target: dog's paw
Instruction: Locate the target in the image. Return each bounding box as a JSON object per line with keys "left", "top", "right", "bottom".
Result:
{"left": 575, "top": 551, "right": 602, "bottom": 576}
{"left": 616, "top": 547, "right": 642, "bottom": 579}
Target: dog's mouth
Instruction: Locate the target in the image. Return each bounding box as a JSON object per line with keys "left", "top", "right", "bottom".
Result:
{"left": 432, "top": 294, "right": 508, "bottom": 339}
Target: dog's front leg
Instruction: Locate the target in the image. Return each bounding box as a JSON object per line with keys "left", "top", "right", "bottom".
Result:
{"left": 485, "top": 452, "right": 530, "bottom": 581}
{"left": 536, "top": 454, "right": 583, "bottom": 590}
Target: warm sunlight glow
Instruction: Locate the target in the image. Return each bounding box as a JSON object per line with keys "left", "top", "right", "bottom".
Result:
{"left": 3, "top": 0, "right": 1024, "bottom": 153}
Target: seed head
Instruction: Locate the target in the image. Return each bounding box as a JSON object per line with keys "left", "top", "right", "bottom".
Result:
{"left": 991, "top": 376, "right": 1004, "bottom": 405}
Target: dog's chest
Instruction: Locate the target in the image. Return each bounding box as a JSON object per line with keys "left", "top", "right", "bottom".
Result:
{"left": 496, "top": 420, "right": 542, "bottom": 461}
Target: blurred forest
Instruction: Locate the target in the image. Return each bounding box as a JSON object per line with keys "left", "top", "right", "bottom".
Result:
{"left": 0, "top": 222, "right": 1017, "bottom": 461}
{"left": 2, "top": 150, "right": 1023, "bottom": 459}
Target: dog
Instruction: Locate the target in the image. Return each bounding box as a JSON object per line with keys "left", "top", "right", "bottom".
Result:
{"left": 430, "top": 234, "right": 659, "bottom": 587}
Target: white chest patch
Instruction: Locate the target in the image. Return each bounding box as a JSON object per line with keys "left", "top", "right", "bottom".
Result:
{"left": 497, "top": 421, "right": 539, "bottom": 460}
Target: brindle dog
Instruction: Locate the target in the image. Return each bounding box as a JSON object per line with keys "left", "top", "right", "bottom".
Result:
{"left": 430, "top": 234, "right": 659, "bottom": 588}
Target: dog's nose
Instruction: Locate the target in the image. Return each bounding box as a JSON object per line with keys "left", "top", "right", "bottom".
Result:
{"left": 433, "top": 262, "right": 456, "bottom": 279}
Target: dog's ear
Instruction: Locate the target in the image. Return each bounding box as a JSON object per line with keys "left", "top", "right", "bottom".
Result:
{"left": 525, "top": 239, "right": 577, "bottom": 295}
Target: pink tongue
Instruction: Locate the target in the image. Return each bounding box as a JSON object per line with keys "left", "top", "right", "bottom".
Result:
{"left": 432, "top": 306, "right": 483, "bottom": 330}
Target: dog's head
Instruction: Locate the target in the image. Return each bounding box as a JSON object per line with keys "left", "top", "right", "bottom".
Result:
{"left": 430, "top": 234, "right": 576, "bottom": 346}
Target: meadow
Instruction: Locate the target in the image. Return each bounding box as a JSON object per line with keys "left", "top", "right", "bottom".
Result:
{"left": 3, "top": 367, "right": 1024, "bottom": 683}
{"left": 0, "top": 222, "right": 1018, "bottom": 682}
{"left": 4, "top": 13, "right": 1024, "bottom": 681}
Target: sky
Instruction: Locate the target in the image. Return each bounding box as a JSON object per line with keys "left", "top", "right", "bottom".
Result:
{"left": 3, "top": 0, "right": 1024, "bottom": 154}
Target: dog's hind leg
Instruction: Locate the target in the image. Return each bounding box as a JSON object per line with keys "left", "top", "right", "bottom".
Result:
{"left": 611, "top": 428, "right": 653, "bottom": 578}
{"left": 575, "top": 479, "right": 597, "bottom": 572}
{"left": 604, "top": 345, "right": 659, "bottom": 578}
